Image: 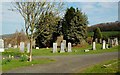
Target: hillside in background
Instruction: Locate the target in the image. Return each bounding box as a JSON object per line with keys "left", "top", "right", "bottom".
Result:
{"left": 88, "top": 21, "right": 120, "bottom": 32}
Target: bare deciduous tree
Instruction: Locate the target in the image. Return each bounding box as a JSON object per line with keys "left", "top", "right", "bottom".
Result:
{"left": 12, "top": 1, "right": 64, "bottom": 61}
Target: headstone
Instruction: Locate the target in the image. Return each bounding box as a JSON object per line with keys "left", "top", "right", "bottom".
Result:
{"left": 92, "top": 42, "right": 96, "bottom": 50}
{"left": 68, "top": 42, "right": 72, "bottom": 52}
{"left": 20, "top": 42, "right": 24, "bottom": 53}
{"left": 27, "top": 43, "right": 30, "bottom": 53}
{"left": 114, "top": 38, "right": 118, "bottom": 46}
{"left": 53, "top": 43, "right": 57, "bottom": 53}
{"left": 0, "top": 39, "right": 4, "bottom": 52}
{"left": 106, "top": 44, "right": 109, "bottom": 49}
{"left": 8, "top": 44, "right": 11, "bottom": 48}
{"left": 13, "top": 45, "right": 17, "bottom": 49}
{"left": 36, "top": 47, "right": 39, "bottom": 49}
{"left": 95, "top": 38, "right": 98, "bottom": 43}
{"left": 63, "top": 40, "right": 66, "bottom": 50}
{"left": 102, "top": 40, "right": 106, "bottom": 49}
{"left": 60, "top": 42, "right": 65, "bottom": 53}
{"left": 110, "top": 39, "right": 114, "bottom": 47}
{"left": 108, "top": 38, "right": 110, "bottom": 44}
{"left": 100, "top": 39, "right": 102, "bottom": 44}
{"left": 84, "top": 49, "right": 89, "bottom": 52}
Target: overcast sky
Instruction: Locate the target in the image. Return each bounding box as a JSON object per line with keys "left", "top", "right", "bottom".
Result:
{"left": 1, "top": 0, "right": 119, "bottom": 35}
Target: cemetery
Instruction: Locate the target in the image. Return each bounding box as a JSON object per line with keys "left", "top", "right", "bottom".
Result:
{"left": 0, "top": 1, "right": 120, "bottom": 74}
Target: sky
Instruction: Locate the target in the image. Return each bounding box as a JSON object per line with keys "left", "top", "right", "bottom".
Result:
{"left": 0, "top": 0, "right": 119, "bottom": 35}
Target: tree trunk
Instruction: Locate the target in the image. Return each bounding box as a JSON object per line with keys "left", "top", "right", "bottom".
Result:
{"left": 29, "top": 38, "right": 33, "bottom": 62}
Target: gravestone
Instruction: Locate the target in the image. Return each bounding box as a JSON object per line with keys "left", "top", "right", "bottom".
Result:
{"left": 68, "top": 42, "right": 72, "bottom": 52}
{"left": 20, "top": 42, "right": 24, "bottom": 53}
{"left": 63, "top": 40, "right": 66, "bottom": 50}
{"left": 27, "top": 43, "right": 30, "bottom": 53}
{"left": 0, "top": 39, "right": 4, "bottom": 52}
{"left": 114, "top": 38, "right": 118, "bottom": 46}
{"left": 92, "top": 42, "right": 96, "bottom": 50}
{"left": 100, "top": 39, "right": 102, "bottom": 44}
{"left": 108, "top": 38, "right": 110, "bottom": 44}
{"left": 106, "top": 44, "right": 109, "bottom": 49}
{"left": 36, "top": 47, "right": 39, "bottom": 49}
{"left": 60, "top": 42, "right": 65, "bottom": 53}
{"left": 102, "top": 40, "right": 106, "bottom": 49}
{"left": 53, "top": 43, "right": 57, "bottom": 53}
{"left": 13, "top": 45, "right": 17, "bottom": 49}
{"left": 110, "top": 40, "right": 114, "bottom": 47}
{"left": 84, "top": 49, "right": 89, "bottom": 52}
{"left": 8, "top": 44, "right": 11, "bottom": 48}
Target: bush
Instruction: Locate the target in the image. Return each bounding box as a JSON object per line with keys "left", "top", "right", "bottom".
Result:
{"left": 2, "top": 58, "right": 12, "bottom": 65}
{"left": 20, "top": 54, "right": 28, "bottom": 62}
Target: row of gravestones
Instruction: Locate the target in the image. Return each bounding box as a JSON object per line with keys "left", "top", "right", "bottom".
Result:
{"left": 53, "top": 41, "right": 72, "bottom": 53}
{"left": 92, "top": 38, "right": 119, "bottom": 50}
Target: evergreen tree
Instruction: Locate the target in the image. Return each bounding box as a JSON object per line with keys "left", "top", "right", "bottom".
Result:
{"left": 62, "top": 7, "right": 88, "bottom": 45}
{"left": 93, "top": 27, "right": 102, "bottom": 42}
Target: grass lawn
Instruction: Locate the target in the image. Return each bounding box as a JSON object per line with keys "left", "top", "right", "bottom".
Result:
{"left": 2, "top": 58, "right": 55, "bottom": 72}
{"left": 79, "top": 59, "right": 120, "bottom": 73}
{"left": 2, "top": 44, "right": 119, "bottom": 56}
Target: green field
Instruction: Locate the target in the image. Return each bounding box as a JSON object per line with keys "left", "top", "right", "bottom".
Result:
{"left": 80, "top": 59, "right": 120, "bottom": 73}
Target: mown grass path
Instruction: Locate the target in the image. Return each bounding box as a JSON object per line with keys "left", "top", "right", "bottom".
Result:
{"left": 4, "top": 51, "right": 118, "bottom": 73}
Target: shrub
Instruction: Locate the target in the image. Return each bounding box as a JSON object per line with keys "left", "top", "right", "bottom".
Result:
{"left": 20, "top": 54, "right": 28, "bottom": 62}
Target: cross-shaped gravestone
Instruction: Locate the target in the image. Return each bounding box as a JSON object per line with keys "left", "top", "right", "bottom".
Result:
{"left": 20, "top": 42, "right": 24, "bottom": 53}
{"left": 0, "top": 39, "right": 4, "bottom": 52}
{"left": 68, "top": 42, "right": 72, "bottom": 52}
{"left": 53, "top": 43, "right": 57, "bottom": 53}
{"left": 60, "top": 42, "right": 65, "bottom": 53}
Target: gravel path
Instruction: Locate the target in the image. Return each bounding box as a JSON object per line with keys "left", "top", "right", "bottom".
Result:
{"left": 4, "top": 52, "right": 118, "bottom": 73}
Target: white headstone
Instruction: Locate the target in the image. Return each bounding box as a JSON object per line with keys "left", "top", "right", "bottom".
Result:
{"left": 92, "top": 42, "right": 96, "bottom": 50}
{"left": 27, "top": 43, "right": 30, "bottom": 53}
{"left": 60, "top": 42, "right": 65, "bottom": 53}
{"left": 0, "top": 39, "right": 4, "bottom": 52}
{"left": 114, "top": 38, "right": 118, "bottom": 46}
{"left": 102, "top": 40, "right": 106, "bottom": 49}
{"left": 68, "top": 42, "right": 72, "bottom": 52}
{"left": 20, "top": 42, "right": 24, "bottom": 52}
{"left": 110, "top": 40, "right": 114, "bottom": 47}
{"left": 84, "top": 49, "right": 89, "bottom": 52}
{"left": 36, "top": 47, "right": 39, "bottom": 49}
{"left": 63, "top": 40, "right": 66, "bottom": 50}
{"left": 8, "top": 44, "right": 11, "bottom": 48}
{"left": 53, "top": 43, "right": 57, "bottom": 53}
{"left": 13, "top": 45, "right": 17, "bottom": 48}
